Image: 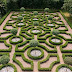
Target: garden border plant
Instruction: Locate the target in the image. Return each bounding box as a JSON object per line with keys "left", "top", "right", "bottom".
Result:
{"left": 27, "top": 47, "right": 44, "bottom": 60}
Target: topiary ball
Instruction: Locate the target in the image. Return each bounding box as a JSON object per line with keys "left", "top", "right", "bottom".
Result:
{"left": 0, "top": 55, "right": 10, "bottom": 65}
{"left": 17, "top": 16, "right": 23, "bottom": 21}
{"left": 29, "top": 39, "right": 39, "bottom": 47}
{"left": 64, "top": 57, "right": 72, "bottom": 65}
{"left": 33, "top": 11, "right": 38, "bottom": 15}
{"left": 20, "top": 7, "right": 25, "bottom": 12}
{"left": 48, "top": 16, "right": 53, "bottom": 20}
{"left": 52, "top": 29, "right": 60, "bottom": 35}
{"left": 33, "top": 21, "right": 39, "bottom": 26}
{"left": 11, "top": 28, "right": 18, "bottom": 35}
{"left": 44, "top": 8, "right": 49, "bottom": 12}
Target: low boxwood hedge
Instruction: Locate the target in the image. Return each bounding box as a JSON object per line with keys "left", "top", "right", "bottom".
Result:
{"left": 9, "top": 35, "right": 23, "bottom": 44}
{"left": 27, "top": 47, "right": 44, "bottom": 60}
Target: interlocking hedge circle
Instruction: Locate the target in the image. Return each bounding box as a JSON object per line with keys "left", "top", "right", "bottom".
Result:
{"left": 9, "top": 36, "right": 23, "bottom": 44}
{"left": 27, "top": 47, "right": 44, "bottom": 60}
{"left": 49, "top": 36, "right": 63, "bottom": 45}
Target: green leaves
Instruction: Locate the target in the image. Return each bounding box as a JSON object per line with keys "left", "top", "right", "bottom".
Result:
{"left": 0, "top": 55, "right": 10, "bottom": 65}
{"left": 52, "top": 29, "right": 60, "bottom": 35}
{"left": 11, "top": 28, "right": 18, "bottom": 35}
{"left": 29, "top": 39, "right": 39, "bottom": 47}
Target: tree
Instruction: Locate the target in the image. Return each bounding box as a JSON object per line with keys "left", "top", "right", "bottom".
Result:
{"left": 20, "top": 7, "right": 25, "bottom": 12}
{"left": 62, "top": 0, "right": 72, "bottom": 16}
{"left": 17, "top": 16, "right": 23, "bottom": 21}
{"left": 33, "top": 11, "right": 38, "bottom": 15}
{"left": 11, "top": 28, "right": 17, "bottom": 35}
{"left": 62, "top": 0, "right": 72, "bottom": 11}
{"left": 29, "top": 39, "right": 39, "bottom": 47}
{"left": 52, "top": 29, "right": 60, "bottom": 35}
{"left": 0, "top": 55, "right": 10, "bottom": 72}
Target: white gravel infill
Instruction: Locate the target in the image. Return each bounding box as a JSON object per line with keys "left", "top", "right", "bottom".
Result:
{"left": 56, "top": 21, "right": 63, "bottom": 24}
{"left": 22, "top": 14, "right": 26, "bottom": 16}
{"left": 51, "top": 39, "right": 60, "bottom": 43}
{"left": 32, "top": 30, "right": 40, "bottom": 33}
{"left": 47, "top": 24, "right": 54, "bottom": 26}
{"left": 45, "top": 15, "right": 50, "bottom": 17}
{"left": 58, "top": 67, "right": 72, "bottom": 72}
{"left": 0, "top": 66, "right": 14, "bottom": 72}
{"left": 33, "top": 18, "right": 38, "bottom": 20}
{"left": 17, "top": 23, "right": 24, "bottom": 26}
{"left": 12, "top": 38, "right": 20, "bottom": 42}
{"left": 31, "top": 50, "right": 41, "bottom": 57}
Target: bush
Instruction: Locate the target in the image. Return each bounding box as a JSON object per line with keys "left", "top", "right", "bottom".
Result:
{"left": 44, "top": 8, "right": 49, "bottom": 12}
{"left": 20, "top": 7, "right": 25, "bottom": 12}
{"left": 52, "top": 29, "right": 60, "bottom": 35}
{"left": 11, "top": 28, "right": 18, "bottom": 35}
{"left": 29, "top": 39, "right": 39, "bottom": 47}
{"left": 0, "top": 55, "right": 10, "bottom": 65}
{"left": 33, "top": 11, "right": 38, "bottom": 15}
{"left": 17, "top": 16, "right": 23, "bottom": 21}
{"left": 33, "top": 21, "right": 39, "bottom": 26}
{"left": 48, "top": 16, "right": 53, "bottom": 20}
{"left": 64, "top": 57, "right": 72, "bottom": 65}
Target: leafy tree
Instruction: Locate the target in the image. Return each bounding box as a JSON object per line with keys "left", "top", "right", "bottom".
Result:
{"left": 11, "top": 28, "right": 18, "bottom": 35}
{"left": 0, "top": 55, "right": 10, "bottom": 72}
{"left": 17, "top": 16, "right": 23, "bottom": 21}
{"left": 29, "top": 39, "right": 39, "bottom": 47}
{"left": 62, "top": 0, "right": 72, "bottom": 11}
{"left": 33, "top": 11, "right": 38, "bottom": 15}
{"left": 52, "top": 29, "right": 60, "bottom": 35}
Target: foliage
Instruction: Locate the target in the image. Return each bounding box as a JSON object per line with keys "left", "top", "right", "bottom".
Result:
{"left": 44, "top": 8, "right": 49, "bottom": 12}
{"left": 33, "top": 21, "right": 39, "bottom": 26}
{"left": 62, "top": 0, "right": 72, "bottom": 15}
{"left": 52, "top": 29, "right": 59, "bottom": 35}
{"left": 33, "top": 11, "right": 38, "bottom": 15}
{"left": 48, "top": 16, "right": 53, "bottom": 20}
{"left": 0, "top": 55, "right": 10, "bottom": 65}
{"left": 69, "top": 7, "right": 72, "bottom": 15}
{"left": 0, "top": 0, "right": 6, "bottom": 18}
{"left": 17, "top": 16, "right": 23, "bottom": 21}
{"left": 29, "top": 39, "right": 39, "bottom": 47}
{"left": 6, "top": 0, "right": 64, "bottom": 9}
{"left": 64, "top": 57, "right": 72, "bottom": 65}
{"left": 62, "top": 0, "right": 72, "bottom": 11}
{"left": 11, "top": 28, "right": 18, "bottom": 35}
{"left": 20, "top": 7, "right": 25, "bottom": 12}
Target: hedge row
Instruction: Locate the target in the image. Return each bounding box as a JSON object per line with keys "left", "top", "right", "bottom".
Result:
{"left": 38, "top": 53, "right": 60, "bottom": 71}
{"left": 13, "top": 53, "right": 33, "bottom": 71}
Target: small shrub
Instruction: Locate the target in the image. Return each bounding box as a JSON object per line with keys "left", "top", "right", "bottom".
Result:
{"left": 33, "top": 21, "right": 39, "bottom": 26}
{"left": 0, "top": 55, "right": 10, "bottom": 65}
{"left": 48, "top": 16, "right": 53, "bottom": 20}
{"left": 33, "top": 11, "right": 38, "bottom": 15}
{"left": 11, "top": 28, "right": 18, "bottom": 35}
{"left": 17, "top": 16, "right": 23, "bottom": 21}
{"left": 29, "top": 39, "right": 39, "bottom": 47}
{"left": 20, "top": 7, "right": 25, "bottom": 12}
{"left": 44, "top": 8, "right": 49, "bottom": 12}
{"left": 64, "top": 57, "right": 72, "bottom": 65}
{"left": 52, "top": 29, "right": 60, "bottom": 35}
